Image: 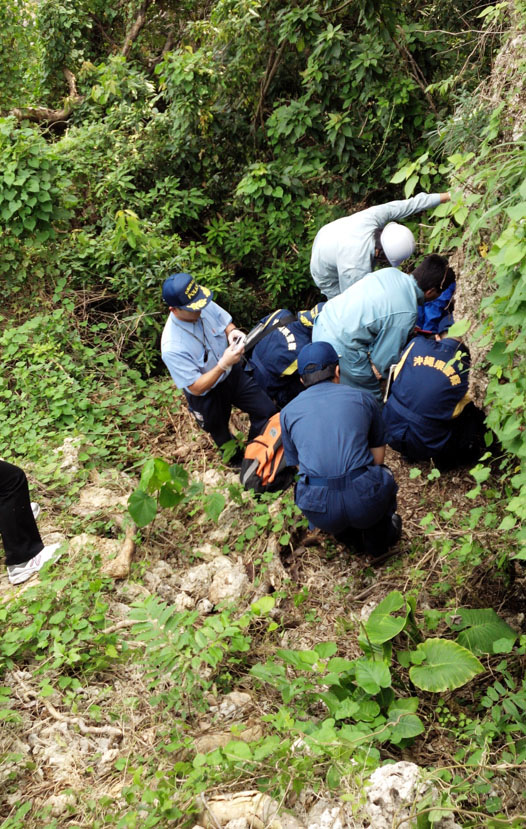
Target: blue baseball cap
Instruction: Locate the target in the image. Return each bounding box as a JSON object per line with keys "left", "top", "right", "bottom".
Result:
{"left": 298, "top": 341, "right": 339, "bottom": 376}
{"left": 162, "top": 273, "right": 212, "bottom": 311}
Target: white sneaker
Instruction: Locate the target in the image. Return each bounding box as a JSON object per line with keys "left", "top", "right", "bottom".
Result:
{"left": 31, "top": 502, "right": 40, "bottom": 520}
{"left": 7, "top": 543, "right": 63, "bottom": 585}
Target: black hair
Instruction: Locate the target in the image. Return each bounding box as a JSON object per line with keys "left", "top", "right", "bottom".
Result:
{"left": 300, "top": 363, "right": 337, "bottom": 387}
{"left": 413, "top": 254, "right": 456, "bottom": 293}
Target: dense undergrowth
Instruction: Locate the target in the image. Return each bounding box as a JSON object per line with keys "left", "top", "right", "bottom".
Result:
{"left": 2, "top": 0, "right": 526, "bottom": 826}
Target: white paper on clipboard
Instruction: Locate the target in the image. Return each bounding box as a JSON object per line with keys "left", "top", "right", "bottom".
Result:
{"left": 383, "top": 364, "right": 397, "bottom": 403}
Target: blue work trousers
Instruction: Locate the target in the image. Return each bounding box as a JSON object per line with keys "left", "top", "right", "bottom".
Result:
{"left": 296, "top": 465, "right": 398, "bottom": 555}
{"left": 185, "top": 362, "right": 277, "bottom": 449}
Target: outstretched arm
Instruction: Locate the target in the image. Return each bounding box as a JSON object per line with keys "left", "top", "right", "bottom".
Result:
{"left": 370, "top": 192, "right": 449, "bottom": 226}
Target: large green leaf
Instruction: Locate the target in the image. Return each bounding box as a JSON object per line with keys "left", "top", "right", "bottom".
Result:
{"left": 277, "top": 648, "right": 318, "bottom": 670}
{"left": 354, "top": 659, "right": 391, "bottom": 694}
{"left": 409, "top": 639, "right": 483, "bottom": 692}
{"left": 202, "top": 492, "right": 226, "bottom": 522}
{"left": 128, "top": 489, "right": 157, "bottom": 527}
{"left": 387, "top": 698, "right": 424, "bottom": 744}
{"left": 169, "top": 463, "right": 189, "bottom": 489}
{"left": 447, "top": 608, "right": 517, "bottom": 654}
{"left": 363, "top": 591, "right": 408, "bottom": 644}
{"left": 314, "top": 641, "right": 338, "bottom": 659}
{"left": 158, "top": 482, "right": 184, "bottom": 508}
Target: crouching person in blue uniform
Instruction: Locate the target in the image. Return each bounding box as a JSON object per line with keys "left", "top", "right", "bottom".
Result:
{"left": 161, "top": 273, "right": 277, "bottom": 465}
{"left": 246, "top": 304, "right": 324, "bottom": 408}
{"left": 382, "top": 316, "right": 487, "bottom": 470}
{"left": 280, "top": 342, "right": 402, "bottom": 560}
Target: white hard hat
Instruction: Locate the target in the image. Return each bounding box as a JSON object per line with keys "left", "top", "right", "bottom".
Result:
{"left": 379, "top": 222, "right": 415, "bottom": 267}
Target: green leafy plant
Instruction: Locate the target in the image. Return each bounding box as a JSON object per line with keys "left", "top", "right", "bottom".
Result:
{"left": 408, "top": 639, "right": 483, "bottom": 693}
{"left": 127, "top": 457, "right": 227, "bottom": 528}
{"left": 446, "top": 608, "right": 517, "bottom": 655}
{"left": 128, "top": 596, "right": 258, "bottom": 712}
{"left": 0, "top": 553, "right": 124, "bottom": 679}
{"left": 128, "top": 458, "right": 189, "bottom": 527}
{"left": 0, "top": 303, "right": 176, "bottom": 467}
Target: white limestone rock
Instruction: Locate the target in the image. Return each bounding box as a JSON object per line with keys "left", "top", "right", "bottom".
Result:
{"left": 208, "top": 560, "right": 250, "bottom": 604}
{"left": 179, "top": 562, "right": 213, "bottom": 597}
{"left": 306, "top": 800, "right": 345, "bottom": 829}
{"left": 365, "top": 762, "right": 461, "bottom": 829}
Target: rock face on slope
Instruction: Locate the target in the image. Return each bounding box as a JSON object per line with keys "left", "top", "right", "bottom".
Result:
{"left": 452, "top": 19, "right": 526, "bottom": 407}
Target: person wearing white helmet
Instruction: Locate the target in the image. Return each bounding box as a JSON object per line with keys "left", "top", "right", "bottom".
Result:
{"left": 310, "top": 192, "right": 450, "bottom": 299}
{"left": 312, "top": 254, "right": 456, "bottom": 402}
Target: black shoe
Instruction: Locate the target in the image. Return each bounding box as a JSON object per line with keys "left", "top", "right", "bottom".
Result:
{"left": 225, "top": 448, "right": 245, "bottom": 470}
{"left": 390, "top": 513, "right": 402, "bottom": 545}
{"left": 335, "top": 527, "right": 365, "bottom": 555}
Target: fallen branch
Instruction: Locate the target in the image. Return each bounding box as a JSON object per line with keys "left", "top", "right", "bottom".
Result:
{"left": 42, "top": 697, "right": 123, "bottom": 737}
{"left": 102, "top": 522, "right": 137, "bottom": 579}
{"left": 12, "top": 671, "right": 123, "bottom": 738}
{"left": 10, "top": 68, "right": 84, "bottom": 124}
{"left": 103, "top": 618, "right": 139, "bottom": 635}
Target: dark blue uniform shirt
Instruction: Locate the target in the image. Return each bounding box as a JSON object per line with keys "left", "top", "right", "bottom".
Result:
{"left": 248, "top": 309, "right": 314, "bottom": 407}
{"left": 280, "top": 382, "right": 385, "bottom": 477}
{"left": 416, "top": 282, "right": 456, "bottom": 333}
{"left": 383, "top": 335, "right": 471, "bottom": 455}
{"left": 280, "top": 382, "right": 396, "bottom": 534}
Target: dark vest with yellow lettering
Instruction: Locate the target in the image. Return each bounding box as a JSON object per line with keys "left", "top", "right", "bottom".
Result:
{"left": 382, "top": 335, "right": 470, "bottom": 455}
{"left": 248, "top": 309, "right": 314, "bottom": 407}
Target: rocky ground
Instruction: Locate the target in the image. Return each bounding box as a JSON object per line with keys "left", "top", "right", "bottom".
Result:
{"left": 1, "top": 408, "right": 526, "bottom": 828}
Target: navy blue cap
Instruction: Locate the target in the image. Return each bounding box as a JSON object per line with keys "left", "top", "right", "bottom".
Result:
{"left": 162, "top": 273, "right": 212, "bottom": 311}
{"left": 298, "top": 341, "right": 339, "bottom": 376}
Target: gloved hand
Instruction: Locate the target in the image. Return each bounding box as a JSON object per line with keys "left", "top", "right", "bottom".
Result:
{"left": 218, "top": 343, "right": 244, "bottom": 370}
{"left": 228, "top": 328, "right": 246, "bottom": 350}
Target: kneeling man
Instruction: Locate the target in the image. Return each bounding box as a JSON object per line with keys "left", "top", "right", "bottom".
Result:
{"left": 382, "top": 316, "right": 487, "bottom": 470}
{"left": 161, "top": 272, "right": 276, "bottom": 464}
{"left": 280, "top": 342, "right": 402, "bottom": 559}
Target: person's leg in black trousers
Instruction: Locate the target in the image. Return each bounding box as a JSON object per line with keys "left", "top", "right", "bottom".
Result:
{"left": 338, "top": 492, "right": 401, "bottom": 559}
{"left": 1, "top": 460, "right": 63, "bottom": 584}
{"left": 433, "top": 403, "right": 489, "bottom": 471}
{"left": 184, "top": 384, "right": 234, "bottom": 449}
{"left": 0, "top": 460, "right": 43, "bottom": 567}
{"left": 185, "top": 365, "right": 276, "bottom": 448}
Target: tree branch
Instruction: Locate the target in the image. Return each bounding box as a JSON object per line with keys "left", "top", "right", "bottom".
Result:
{"left": 90, "top": 13, "right": 119, "bottom": 50}
{"left": 148, "top": 23, "right": 177, "bottom": 72}
{"left": 253, "top": 39, "right": 288, "bottom": 130}
{"left": 121, "top": 0, "right": 152, "bottom": 58}
{"left": 382, "top": 22, "right": 438, "bottom": 116}
{"left": 10, "top": 68, "right": 84, "bottom": 125}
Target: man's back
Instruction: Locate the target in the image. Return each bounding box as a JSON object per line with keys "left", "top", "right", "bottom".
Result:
{"left": 249, "top": 309, "right": 312, "bottom": 406}
{"left": 280, "top": 383, "right": 383, "bottom": 477}
{"left": 383, "top": 335, "right": 470, "bottom": 455}
{"left": 312, "top": 267, "right": 420, "bottom": 383}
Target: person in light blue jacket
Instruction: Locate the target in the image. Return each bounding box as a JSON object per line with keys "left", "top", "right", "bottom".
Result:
{"left": 310, "top": 192, "right": 450, "bottom": 299}
{"left": 312, "top": 255, "right": 456, "bottom": 402}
